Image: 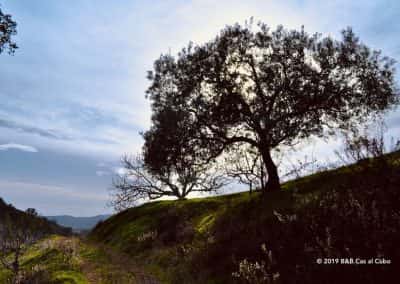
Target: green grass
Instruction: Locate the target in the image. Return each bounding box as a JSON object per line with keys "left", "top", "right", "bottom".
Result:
{"left": 92, "top": 191, "right": 288, "bottom": 282}
{"left": 1, "top": 151, "right": 398, "bottom": 283}
{"left": 0, "top": 268, "right": 12, "bottom": 283}
{"left": 0, "top": 235, "right": 141, "bottom": 283}
{"left": 51, "top": 271, "right": 87, "bottom": 284}
{"left": 89, "top": 151, "right": 400, "bottom": 283}
{"left": 0, "top": 237, "right": 88, "bottom": 283}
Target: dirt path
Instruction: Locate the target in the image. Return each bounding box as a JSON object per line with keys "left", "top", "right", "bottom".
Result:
{"left": 81, "top": 241, "right": 160, "bottom": 284}
{"left": 95, "top": 244, "right": 160, "bottom": 284}
{"left": 49, "top": 236, "right": 160, "bottom": 284}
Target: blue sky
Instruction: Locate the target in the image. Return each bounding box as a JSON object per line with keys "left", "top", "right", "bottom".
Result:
{"left": 0, "top": 0, "right": 399, "bottom": 216}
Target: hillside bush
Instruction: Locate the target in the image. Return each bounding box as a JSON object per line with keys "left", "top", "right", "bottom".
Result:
{"left": 232, "top": 155, "right": 400, "bottom": 283}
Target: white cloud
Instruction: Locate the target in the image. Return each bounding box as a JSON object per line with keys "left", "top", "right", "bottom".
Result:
{"left": 2, "top": 0, "right": 398, "bottom": 162}
{"left": 0, "top": 0, "right": 398, "bottom": 216}
{"left": 0, "top": 143, "right": 38, "bottom": 153}
{"left": 0, "top": 179, "right": 111, "bottom": 216}
{"left": 114, "top": 167, "right": 128, "bottom": 176}
{"left": 95, "top": 170, "right": 110, "bottom": 177}
{"left": 0, "top": 180, "right": 106, "bottom": 201}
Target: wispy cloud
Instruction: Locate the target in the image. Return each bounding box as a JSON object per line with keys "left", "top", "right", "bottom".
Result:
{"left": 0, "top": 143, "right": 38, "bottom": 152}
{"left": 0, "top": 117, "right": 118, "bottom": 145}
{"left": 0, "top": 180, "right": 105, "bottom": 201}
{"left": 0, "top": 179, "right": 110, "bottom": 215}
{"left": 95, "top": 170, "right": 110, "bottom": 177}
{"left": 0, "top": 0, "right": 398, "bottom": 216}
{"left": 2, "top": 0, "right": 397, "bottom": 161}
{"left": 0, "top": 118, "right": 68, "bottom": 140}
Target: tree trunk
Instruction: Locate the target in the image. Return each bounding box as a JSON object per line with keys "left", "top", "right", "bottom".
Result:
{"left": 260, "top": 147, "right": 281, "bottom": 192}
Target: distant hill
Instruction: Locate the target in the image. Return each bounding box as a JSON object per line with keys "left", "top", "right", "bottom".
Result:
{"left": 0, "top": 198, "right": 71, "bottom": 236}
{"left": 46, "top": 214, "right": 110, "bottom": 232}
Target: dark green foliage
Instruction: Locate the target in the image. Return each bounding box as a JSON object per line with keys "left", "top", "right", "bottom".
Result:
{"left": 144, "top": 21, "right": 398, "bottom": 192}
{"left": 21, "top": 270, "right": 53, "bottom": 284}
{"left": 232, "top": 157, "right": 400, "bottom": 284}
{"left": 0, "top": 6, "right": 17, "bottom": 54}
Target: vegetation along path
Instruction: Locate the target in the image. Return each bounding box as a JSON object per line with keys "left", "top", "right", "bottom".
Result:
{"left": 0, "top": 236, "right": 159, "bottom": 284}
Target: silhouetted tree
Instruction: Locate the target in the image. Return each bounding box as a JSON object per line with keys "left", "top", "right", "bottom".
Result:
{"left": 0, "top": 6, "right": 17, "bottom": 54}
{"left": 145, "top": 21, "right": 397, "bottom": 193}
{"left": 111, "top": 154, "right": 227, "bottom": 211}
{"left": 25, "top": 208, "right": 38, "bottom": 217}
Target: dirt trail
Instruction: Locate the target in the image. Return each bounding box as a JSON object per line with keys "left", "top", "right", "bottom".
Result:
{"left": 51, "top": 236, "right": 160, "bottom": 284}
{"left": 83, "top": 242, "right": 160, "bottom": 284}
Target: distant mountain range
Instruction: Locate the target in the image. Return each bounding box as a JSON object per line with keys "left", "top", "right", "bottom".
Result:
{"left": 45, "top": 214, "right": 111, "bottom": 232}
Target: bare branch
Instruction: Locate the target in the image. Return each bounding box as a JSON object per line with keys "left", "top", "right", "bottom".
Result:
{"left": 110, "top": 154, "right": 228, "bottom": 211}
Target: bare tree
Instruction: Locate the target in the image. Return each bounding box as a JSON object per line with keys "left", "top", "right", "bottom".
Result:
{"left": 110, "top": 155, "right": 228, "bottom": 211}
{"left": 224, "top": 145, "right": 266, "bottom": 194}
{"left": 335, "top": 119, "right": 400, "bottom": 165}
{"left": 0, "top": 215, "right": 42, "bottom": 284}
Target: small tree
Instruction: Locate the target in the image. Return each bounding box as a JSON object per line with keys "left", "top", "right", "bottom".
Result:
{"left": 224, "top": 145, "right": 266, "bottom": 194}
{"left": 110, "top": 154, "right": 227, "bottom": 211}
{"left": 0, "top": 6, "right": 17, "bottom": 54}
{"left": 0, "top": 215, "right": 42, "bottom": 284}
{"left": 25, "top": 208, "right": 38, "bottom": 217}
{"left": 335, "top": 119, "right": 400, "bottom": 167}
{"left": 145, "top": 21, "right": 398, "bottom": 193}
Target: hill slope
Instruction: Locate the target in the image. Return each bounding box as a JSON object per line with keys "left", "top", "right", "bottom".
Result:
{"left": 3, "top": 153, "right": 396, "bottom": 283}
{"left": 90, "top": 152, "right": 400, "bottom": 283}
{"left": 0, "top": 198, "right": 72, "bottom": 236}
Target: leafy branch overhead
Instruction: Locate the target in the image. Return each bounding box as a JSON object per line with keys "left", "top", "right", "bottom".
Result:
{"left": 0, "top": 6, "right": 17, "bottom": 54}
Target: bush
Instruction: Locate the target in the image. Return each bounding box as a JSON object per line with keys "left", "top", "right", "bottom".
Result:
{"left": 233, "top": 158, "right": 400, "bottom": 283}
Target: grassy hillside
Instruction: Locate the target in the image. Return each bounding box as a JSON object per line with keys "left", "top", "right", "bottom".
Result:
{"left": 0, "top": 200, "right": 75, "bottom": 283}
{"left": 90, "top": 151, "right": 400, "bottom": 283}
{"left": 0, "top": 235, "right": 159, "bottom": 283}
{"left": 0, "top": 198, "right": 72, "bottom": 236}
{"left": 0, "top": 201, "right": 157, "bottom": 283}
{"left": 1, "top": 152, "right": 397, "bottom": 283}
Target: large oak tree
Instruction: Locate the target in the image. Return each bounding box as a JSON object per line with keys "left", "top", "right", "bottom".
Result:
{"left": 144, "top": 22, "right": 397, "bottom": 192}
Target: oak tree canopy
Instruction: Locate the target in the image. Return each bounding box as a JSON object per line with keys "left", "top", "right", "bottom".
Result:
{"left": 144, "top": 22, "right": 397, "bottom": 193}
